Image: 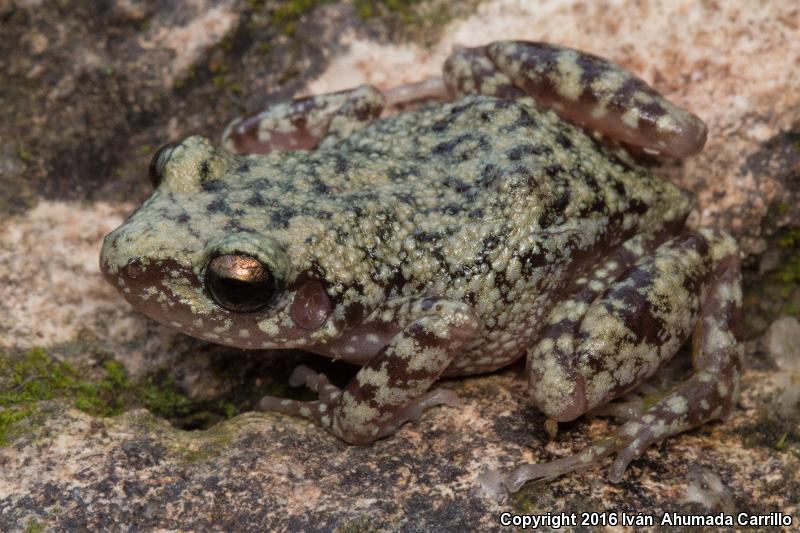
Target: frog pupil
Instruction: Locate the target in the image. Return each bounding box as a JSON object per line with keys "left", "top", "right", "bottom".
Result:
{"left": 205, "top": 254, "right": 277, "bottom": 313}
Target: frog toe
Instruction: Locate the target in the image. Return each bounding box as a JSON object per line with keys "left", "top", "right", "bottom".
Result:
{"left": 374, "top": 388, "right": 460, "bottom": 439}
{"left": 502, "top": 439, "right": 616, "bottom": 492}
{"left": 497, "top": 416, "right": 660, "bottom": 491}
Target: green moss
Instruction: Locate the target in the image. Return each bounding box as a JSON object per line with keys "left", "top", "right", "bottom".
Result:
{"left": 510, "top": 484, "right": 544, "bottom": 514}
{"left": 16, "top": 145, "right": 33, "bottom": 163}
{"left": 270, "top": 0, "right": 332, "bottom": 36}
{"left": 138, "top": 374, "right": 192, "bottom": 418}
{"left": 771, "top": 250, "right": 800, "bottom": 286}
{"left": 0, "top": 348, "right": 233, "bottom": 446}
{"left": 0, "top": 406, "right": 33, "bottom": 446}
{"left": 334, "top": 515, "right": 376, "bottom": 533}
{"left": 744, "top": 227, "right": 800, "bottom": 332}
{"left": 179, "top": 437, "right": 231, "bottom": 463}
{"left": 353, "top": 0, "right": 479, "bottom": 42}
{"left": 23, "top": 518, "right": 45, "bottom": 533}
{"left": 778, "top": 228, "right": 800, "bottom": 249}
{"left": 0, "top": 348, "right": 125, "bottom": 444}
{"left": 737, "top": 399, "right": 800, "bottom": 456}
{"left": 176, "top": 420, "right": 236, "bottom": 464}
{"left": 354, "top": 0, "right": 423, "bottom": 23}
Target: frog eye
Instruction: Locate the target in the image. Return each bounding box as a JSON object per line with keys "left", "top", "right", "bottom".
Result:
{"left": 205, "top": 254, "right": 279, "bottom": 313}
{"left": 148, "top": 142, "right": 178, "bottom": 188}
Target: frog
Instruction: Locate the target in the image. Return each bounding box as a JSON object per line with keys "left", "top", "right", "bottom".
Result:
{"left": 99, "top": 41, "right": 742, "bottom": 492}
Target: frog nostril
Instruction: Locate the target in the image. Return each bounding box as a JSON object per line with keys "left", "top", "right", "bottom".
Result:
{"left": 120, "top": 260, "right": 144, "bottom": 280}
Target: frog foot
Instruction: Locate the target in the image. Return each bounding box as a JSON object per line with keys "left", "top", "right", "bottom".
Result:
{"left": 256, "top": 365, "right": 460, "bottom": 440}
{"left": 256, "top": 365, "right": 343, "bottom": 421}
{"left": 500, "top": 365, "right": 737, "bottom": 492}
{"left": 587, "top": 383, "right": 662, "bottom": 421}
{"left": 443, "top": 40, "right": 708, "bottom": 157}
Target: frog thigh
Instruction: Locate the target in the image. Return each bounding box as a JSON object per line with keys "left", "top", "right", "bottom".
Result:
{"left": 221, "top": 85, "right": 384, "bottom": 154}
{"left": 511, "top": 230, "right": 742, "bottom": 487}
{"left": 258, "top": 298, "right": 479, "bottom": 444}
{"left": 443, "top": 41, "right": 707, "bottom": 158}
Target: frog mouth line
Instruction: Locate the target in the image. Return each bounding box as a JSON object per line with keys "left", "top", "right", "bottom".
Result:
{"left": 99, "top": 252, "right": 331, "bottom": 350}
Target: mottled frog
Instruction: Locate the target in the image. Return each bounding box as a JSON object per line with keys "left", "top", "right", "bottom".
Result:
{"left": 100, "top": 41, "right": 742, "bottom": 491}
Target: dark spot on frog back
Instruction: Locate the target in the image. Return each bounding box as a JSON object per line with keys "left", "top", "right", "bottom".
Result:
{"left": 432, "top": 133, "right": 470, "bottom": 156}
{"left": 334, "top": 154, "right": 349, "bottom": 174}
{"left": 441, "top": 175, "right": 471, "bottom": 193}
{"left": 537, "top": 186, "right": 571, "bottom": 227}
{"left": 507, "top": 143, "right": 554, "bottom": 161}
{"left": 555, "top": 132, "right": 574, "bottom": 149}
{"left": 269, "top": 205, "right": 297, "bottom": 227}
{"left": 477, "top": 163, "right": 501, "bottom": 188}
{"left": 223, "top": 219, "right": 255, "bottom": 233}
{"left": 206, "top": 196, "right": 233, "bottom": 215}
{"left": 413, "top": 229, "right": 443, "bottom": 243}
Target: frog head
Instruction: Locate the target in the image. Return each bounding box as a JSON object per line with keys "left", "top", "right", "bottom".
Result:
{"left": 99, "top": 136, "right": 339, "bottom": 350}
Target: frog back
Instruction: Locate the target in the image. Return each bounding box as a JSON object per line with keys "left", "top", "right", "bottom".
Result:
{"left": 296, "top": 97, "right": 690, "bottom": 292}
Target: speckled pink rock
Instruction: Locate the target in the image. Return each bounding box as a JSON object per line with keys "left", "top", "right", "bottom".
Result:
{"left": 1, "top": 1, "right": 799, "bottom": 531}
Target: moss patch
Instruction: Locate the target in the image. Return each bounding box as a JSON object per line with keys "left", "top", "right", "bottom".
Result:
{"left": 354, "top": 0, "right": 483, "bottom": 44}
{"left": 0, "top": 348, "right": 238, "bottom": 446}
{"left": 0, "top": 348, "right": 118, "bottom": 445}
{"left": 23, "top": 518, "right": 45, "bottom": 533}
{"left": 743, "top": 225, "right": 800, "bottom": 338}
{"left": 736, "top": 397, "right": 800, "bottom": 457}
{"left": 270, "top": 0, "right": 333, "bottom": 36}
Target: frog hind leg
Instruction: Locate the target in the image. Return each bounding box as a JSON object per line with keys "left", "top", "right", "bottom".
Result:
{"left": 501, "top": 229, "right": 742, "bottom": 491}
{"left": 256, "top": 298, "right": 479, "bottom": 444}
{"left": 221, "top": 85, "right": 384, "bottom": 154}
{"left": 443, "top": 41, "right": 707, "bottom": 158}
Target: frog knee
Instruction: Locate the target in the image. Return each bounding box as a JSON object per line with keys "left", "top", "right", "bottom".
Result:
{"left": 527, "top": 354, "right": 588, "bottom": 422}
{"left": 530, "top": 386, "right": 587, "bottom": 422}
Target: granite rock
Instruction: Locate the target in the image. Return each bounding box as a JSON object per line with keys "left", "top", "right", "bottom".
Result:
{"left": 1, "top": 0, "right": 799, "bottom": 531}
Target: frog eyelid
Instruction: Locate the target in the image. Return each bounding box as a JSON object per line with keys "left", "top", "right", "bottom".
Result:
{"left": 148, "top": 142, "right": 179, "bottom": 188}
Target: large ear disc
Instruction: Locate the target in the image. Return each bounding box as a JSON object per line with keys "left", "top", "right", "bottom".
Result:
{"left": 205, "top": 254, "right": 280, "bottom": 313}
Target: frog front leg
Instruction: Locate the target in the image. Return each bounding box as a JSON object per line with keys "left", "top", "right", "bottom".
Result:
{"left": 500, "top": 229, "right": 742, "bottom": 490}
{"left": 221, "top": 85, "right": 384, "bottom": 154}
{"left": 257, "top": 298, "right": 479, "bottom": 444}
{"left": 443, "top": 41, "right": 707, "bottom": 157}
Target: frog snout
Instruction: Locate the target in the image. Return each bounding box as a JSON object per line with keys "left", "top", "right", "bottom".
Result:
{"left": 98, "top": 232, "right": 147, "bottom": 291}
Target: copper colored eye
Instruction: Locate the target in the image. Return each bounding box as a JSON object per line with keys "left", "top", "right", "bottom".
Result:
{"left": 205, "top": 254, "right": 278, "bottom": 313}
{"left": 148, "top": 142, "right": 178, "bottom": 188}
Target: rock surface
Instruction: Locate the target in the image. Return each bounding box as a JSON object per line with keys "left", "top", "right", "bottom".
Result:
{"left": 1, "top": 0, "right": 799, "bottom": 531}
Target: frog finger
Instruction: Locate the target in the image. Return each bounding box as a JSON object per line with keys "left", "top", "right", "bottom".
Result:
{"left": 222, "top": 85, "right": 384, "bottom": 154}
{"left": 329, "top": 299, "right": 479, "bottom": 444}
{"left": 256, "top": 366, "right": 341, "bottom": 418}
{"left": 258, "top": 299, "right": 477, "bottom": 444}
{"left": 374, "top": 388, "right": 460, "bottom": 440}
{"left": 287, "top": 365, "right": 342, "bottom": 402}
